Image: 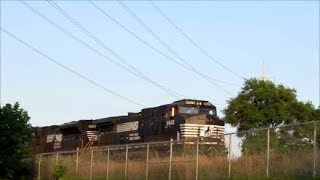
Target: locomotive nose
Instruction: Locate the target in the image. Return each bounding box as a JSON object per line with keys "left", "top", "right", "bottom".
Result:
{"left": 184, "top": 114, "right": 207, "bottom": 125}
{"left": 183, "top": 114, "right": 224, "bottom": 126}
{"left": 180, "top": 114, "right": 224, "bottom": 139}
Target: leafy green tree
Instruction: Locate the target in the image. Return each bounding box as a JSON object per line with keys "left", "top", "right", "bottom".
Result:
{"left": 223, "top": 78, "right": 320, "bottom": 154}
{"left": 0, "top": 103, "right": 34, "bottom": 179}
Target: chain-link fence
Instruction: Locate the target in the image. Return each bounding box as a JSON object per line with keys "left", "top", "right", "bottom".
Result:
{"left": 35, "top": 121, "right": 320, "bottom": 179}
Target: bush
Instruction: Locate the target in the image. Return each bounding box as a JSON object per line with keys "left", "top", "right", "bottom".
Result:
{"left": 54, "top": 164, "right": 66, "bottom": 180}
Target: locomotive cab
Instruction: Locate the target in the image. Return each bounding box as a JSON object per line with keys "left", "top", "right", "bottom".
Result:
{"left": 168, "top": 100, "right": 224, "bottom": 142}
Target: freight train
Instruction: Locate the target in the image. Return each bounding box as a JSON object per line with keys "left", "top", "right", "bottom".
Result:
{"left": 29, "top": 99, "right": 225, "bottom": 154}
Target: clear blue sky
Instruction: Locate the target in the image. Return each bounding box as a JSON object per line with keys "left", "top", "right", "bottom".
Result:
{"left": 1, "top": 1, "right": 319, "bottom": 128}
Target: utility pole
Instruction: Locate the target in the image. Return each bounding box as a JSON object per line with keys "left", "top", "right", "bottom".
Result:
{"left": 260, "top": 59, "right": 266, "bottom": 81}
{"left": 259, "top": 59, "right": 273, "bottom": 82}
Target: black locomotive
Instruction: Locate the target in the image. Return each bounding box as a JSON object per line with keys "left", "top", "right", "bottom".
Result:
{"left": 29, "top": 99, "right": 225, "bottom": 154}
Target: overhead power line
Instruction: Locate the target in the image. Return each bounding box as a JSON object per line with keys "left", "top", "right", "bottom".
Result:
{"left": 47, "top": 0, "right": 186, "bottom": 100}
{"left": 47, "top": 0, "right": 182, "bottom": 100}
{"left": 20, "top": 0, "right": 184, "bottom": 100}
{"left": 18, "top": 1, "right": 229, "bottom": 105}
{"left": 1, "top": 27, "right": 146, "bottom": 108}
{"left": 150, "top": 1, "right": 245, "bottom": 80}
{"left": 88, "top": 0, "right": 238, "bottom": 96}
{"left": 118, "top": 1, "right": 236, "bottom": 95}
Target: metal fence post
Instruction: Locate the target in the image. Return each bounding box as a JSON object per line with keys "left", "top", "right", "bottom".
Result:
{"left": 228, "top": 134, "right": 232, "bottom": 178}
{"left": 106, "top": 147, "right": 110, "bottom": 180}
{"left": 146, "top": 144, "right": 149, "bottom": 180}
{"left": 55, "top": 153, "right": 59, "bottom": 165}
{"left": 76, "top": 147, "right": 79, "bottom": 175}
{"left": 266, "top": 128, "right": 270, "bottom": 178}
{"left": 90, "top": 149, "right": 94, "bottom": 180}
{"left": 169, "top": 139, "right": 173, "bottom": 180}
{"left": 314, "top": 122, "right": 317, "bottom": 177}
{"left": 125, "top": 145, "right": 128, "bottom": 178}
{"left": 195, "top": 138, "right": 199, "bottom": 180}
{"left": 37, "top": 154, "right": 41, "bottom": 180}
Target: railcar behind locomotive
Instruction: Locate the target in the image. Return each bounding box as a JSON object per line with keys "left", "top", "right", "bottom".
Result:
{"left": 29, "top": 99, "right": 225, "bottom": 154}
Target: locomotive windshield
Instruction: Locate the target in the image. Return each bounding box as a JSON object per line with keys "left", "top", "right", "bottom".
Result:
{"left": 179, "top": 107, "right": 216, "bottom": 115}
{"left": 179, "top": 107, "right": 199, "bottom": 114}
{"left": 200, "top": 108, "right": 216, "bottom": 115}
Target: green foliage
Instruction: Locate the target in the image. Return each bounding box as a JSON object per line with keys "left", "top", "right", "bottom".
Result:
{"left": 0, "top": 102, "right": 34, "bottom": 179}
{"left": 54, "top": 164, "right": 66, "bottom": 180}
{"left": 223, "top": 78, "right": 320, "bottom": 154}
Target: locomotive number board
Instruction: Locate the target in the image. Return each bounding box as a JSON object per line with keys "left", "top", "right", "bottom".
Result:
{"left": 185, "top": 100, "right": 212, "bottom": 106}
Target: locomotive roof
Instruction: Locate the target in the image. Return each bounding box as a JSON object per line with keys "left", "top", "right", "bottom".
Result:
{"left": 94, "top": 115, "right": 132, "bottom": 125}
{"left": 173, "top": 99, "right": 213, "bottom": 105}
{"left": 141, "top": 99, "right": 215, "bottom": 111}
{"left": 59, "top": 119, "right": 93, "bottom": 129}
{"left": 33, "top": 99, "right": 215, "bottom": 128}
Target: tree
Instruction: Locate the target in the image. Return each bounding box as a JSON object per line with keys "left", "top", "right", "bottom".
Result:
{"left": 223, "top": 78, "right": 320, "bottom": 154}
{"left": 0, "top": 103, "right": 34, "bottom": 179}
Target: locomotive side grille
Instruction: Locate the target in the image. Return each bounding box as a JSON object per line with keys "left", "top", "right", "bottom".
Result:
{"left": 180, "top": 124, "right": 224, "bottom": 138}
